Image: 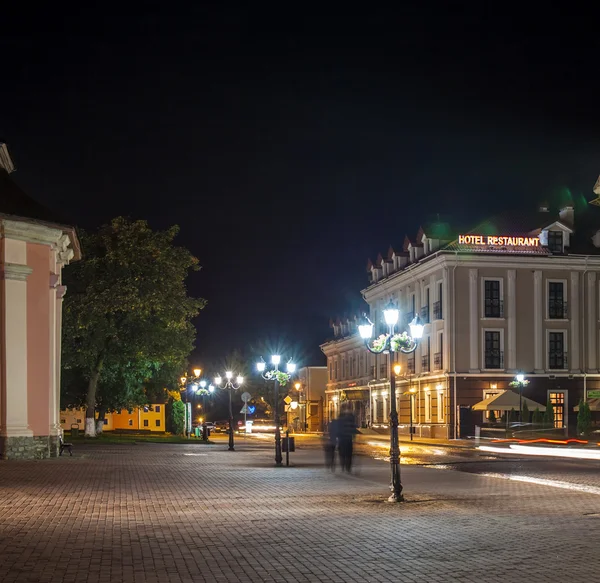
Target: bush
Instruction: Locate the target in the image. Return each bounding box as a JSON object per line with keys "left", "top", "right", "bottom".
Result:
{"left": 488, "top": 410, "right": 496, "bottom": 424}
{"left": 171, "top": 400, "right": 186, "bottom": 436}
{"left": 544, "top": 401, "right": 554, "bottom": 427}
{"left": 532, "top": 407, "right": 543, "bottom": 425}
{"left": 577, "top": 399, "right": 592, "bottom": 437}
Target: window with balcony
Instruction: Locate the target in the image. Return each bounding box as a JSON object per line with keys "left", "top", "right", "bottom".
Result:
{"left": 484, "top": 331, "right": 503, "bottom": 369}
{"left": 548, "top": 281, "right": 567, "bottom": 319}
{"left": 407, "top": 356, "right": 415, "bottom": 374}
{"left": 421, "top": 287, "right": 430, "bottom": 323}
{"left": 549, "top": 332, "right": 567, "bottom": 369}
{"left": 424, "top": 391, "right": 432, "bottom": 422}
{"left": 484, "top": 280, "right": 503, "bottom": 318}
{"left": 548, "top": 230, "right": 563, "bottom": 254}
{"left": 421, "top": 354, "right": 430, "bottom": 372}
{"left": 380, "top": 363, "right": 387, "bottom": 378}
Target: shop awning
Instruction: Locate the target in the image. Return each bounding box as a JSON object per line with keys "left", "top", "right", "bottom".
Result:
{"left": 472, "top": 390, "right": 545, "bottom": 412}
{"left": 573, "top": 398, "right": 600, "bottom": 412}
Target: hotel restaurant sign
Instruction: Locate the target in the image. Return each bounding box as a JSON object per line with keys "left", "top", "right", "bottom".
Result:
{"left": 458, "top": 234, "right": 540, "bottom": 247}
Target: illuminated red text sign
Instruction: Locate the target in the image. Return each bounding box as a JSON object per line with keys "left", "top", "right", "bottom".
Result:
{"left": 458, "top": 235, "right": 540, "bottom": 247}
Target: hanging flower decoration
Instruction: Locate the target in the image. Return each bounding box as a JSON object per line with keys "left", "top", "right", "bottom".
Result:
{"left": 509, "top": 379, "right": 530, "bottom": 388}
{"left": 390, "top": 332, "right": 416, "bottom": 353}
{"left": 265, "top": 370, "right": 291, "bottom": 386}
{"left": 371, "top": 334, "right": 389, "bottom": 352}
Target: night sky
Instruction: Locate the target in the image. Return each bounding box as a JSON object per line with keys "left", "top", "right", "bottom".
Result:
{"left": 2, "top": 5, "right": 600, "bottom": 368}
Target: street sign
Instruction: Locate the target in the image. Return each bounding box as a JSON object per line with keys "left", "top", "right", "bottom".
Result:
{"left": 588, "top": 390, "right": 600, "bottom": 399}
{"left": 241, "top": 392, "right": 252, "bottom": 403}
{"left": 283, "top": 395, "right": 292, "bottom": 405}
{"left": 240, "top": 405, "right": 248, "bottom": 414}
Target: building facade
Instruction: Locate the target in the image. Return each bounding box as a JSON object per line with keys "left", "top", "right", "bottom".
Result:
{"left": 61, "top": 405, "right": 166, "bottom": 433}
{"left": 286, "top": 366, "right": 327, "bottom": 432}
{"left": 323, "top": 198, "right": 600, "bottom": 438}
{"left": 0, "top": 145, "right": 80, "bottom": 459}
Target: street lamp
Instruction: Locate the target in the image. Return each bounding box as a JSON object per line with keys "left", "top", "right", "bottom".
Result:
{"left": 359, "top": 300, "right": 424, "bottom": 502}
{"left": 510, "top": 373, "right": 530, "bottom": 422}
{"left": 256, "top": 355, "right": 296, "bottom": 466}
{"left": 213, "top": 371, "right": 244, "bottom": 451}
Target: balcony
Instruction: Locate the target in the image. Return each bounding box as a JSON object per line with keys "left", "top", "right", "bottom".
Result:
{"left": 548, "top": 300, "right": 568, "bottom": 320}
{"left": 433, "top": 301, "right": 442, "bottom": 320}
{"left": 420, "top": 305, "right": 430, "bottom": 324}
{"left": 484, "top": 349, "right": 504, "bottom": 370}
{"left": 484, "top": 298, "right": 504, "bottom": 318}
{"left": 421, "top": 355, "right": 430, "bottom": 372}
{"left": 407, "top": 357, "right": 415, "bottom": 374}
{"left": 549, "top": 352, "right": 568, "bottom": 370}
{"left": 434, "top": 352, "right": 442, "bottom": 370}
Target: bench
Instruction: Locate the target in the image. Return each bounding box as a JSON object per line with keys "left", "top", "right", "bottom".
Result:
{"left": 59, "top": 436, "right": 73, "bottom": 457}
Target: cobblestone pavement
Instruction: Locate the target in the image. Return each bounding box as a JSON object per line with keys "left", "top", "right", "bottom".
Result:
{"left": 1, "top": 440, "right": 600, "bottom": 583}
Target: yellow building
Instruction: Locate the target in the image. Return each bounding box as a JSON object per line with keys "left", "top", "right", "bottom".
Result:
{"left": 60, "top": 405, "right": 166, "bottom": 433}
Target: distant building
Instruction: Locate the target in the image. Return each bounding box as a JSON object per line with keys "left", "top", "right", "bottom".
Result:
{"left": 286, "top": 366, "right": 327, "bottom": 432}
{"left": 323, "top": 196, "right": 600, "bottom": 438}
{"left": 61, "top": 405, "right": 166, "bottom": 433}
{"left": 0, "top": 145, "right": 80, "bottom": 459}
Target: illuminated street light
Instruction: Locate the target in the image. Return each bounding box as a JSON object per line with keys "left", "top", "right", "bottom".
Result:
{"left": 213, "top": 372, "right": 243, "bottom": 451}
{"left": 510, "top": 373, "right": 530, "bottom": 422}
{"left": 359, "top": 299, "right": 424, "bottom": 503}
{"left": 256, "top": 355, "right": 296, "bottom": 466}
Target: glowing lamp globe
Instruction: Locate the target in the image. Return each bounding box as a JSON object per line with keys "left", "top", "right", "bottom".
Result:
{"left": 256, "top": 361, "right": 266, "bottom": 372}
{"left": 193, "top": 368, "right": 202, "bottom": 378}
{"left": 286, "top": 362, "right": 296, "bottom": 373}
{"left": 358, "top": 323, "right": 373, "bottom": 340}
{"left": 225, "top": 371, "right": 233, "bottom": 380}
{"left": 214, "top": 376, "right": 222, "bottom": 386}
{"left": 409, "top": 316, "right": 424, "bottom": 340}
{"left": 199, "top": 380, "right": 207, "bottom": 388}
{"left": 236, "top": 376, "right": 244, "bottom": 385}
{"left": 516, "top": 373, "right": 525, "bottom": 383}
{"left": 383, "top": 302, "right": 399, "bottom": 326}
{"left": 208, "top": 385, "right": 215, "bottom": 393}
{"left": 271, "top": 355, "right": 281, "bottom": 366}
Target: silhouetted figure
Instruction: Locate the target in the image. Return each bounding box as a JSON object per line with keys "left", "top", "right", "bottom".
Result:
{"left": 325, "top": 418, "right": 338, "bottom": 470}
{"left": 337, "top": 409, "right": 357, "bottom": 473}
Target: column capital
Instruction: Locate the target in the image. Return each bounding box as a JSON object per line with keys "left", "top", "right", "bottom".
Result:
{"left": 507, "top": 269, "right": 516, "bottom": 281}
{"left": 1, "top": 263, "right": 33, "bottom": 281}
{"left": 588, "top": 272, "right": 597, "bottom": 285}
{"left": 469, "top": 268, "right": 478, "bottom": 281}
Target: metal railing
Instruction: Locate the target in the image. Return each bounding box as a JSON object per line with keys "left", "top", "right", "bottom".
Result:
{"left": 421, "top": 355, "right": 430, "bottom": 372}
{"left": 484, "top": 298, "right": 504, "bottom": 318}
{"left": 420, "top": 305, "right": 430, "bottom": 324}
{"left": 433, "top": 301, "right": 442, "bottom": 320}
{"left": 549, "top": 352, "right": 568, "bottom": 370}
{"left": 407, "top": 357, "right": 415, "bottom": 374}
{"left": 548, "top": 300, "right": 568, "bottom": 319}
{"left": 434, "top": 352, "right": 442, "bottom": 370}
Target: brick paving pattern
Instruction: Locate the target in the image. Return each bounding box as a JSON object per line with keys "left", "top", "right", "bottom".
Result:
{"left": 1, "top": 440, "right": 600, "bottom": 582}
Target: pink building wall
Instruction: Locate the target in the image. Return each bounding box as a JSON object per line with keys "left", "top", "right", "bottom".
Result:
{"left": 26, "top": 242, "right": 51, "bottom": 437}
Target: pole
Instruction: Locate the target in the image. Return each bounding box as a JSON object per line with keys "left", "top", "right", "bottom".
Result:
{"left": 228, "top": 386, "right": 235, "bottom": 451}
{"left": 388, "top": 347, "right": 403, "bottom": 502}
{"left": 285, "top": 429, "right": 290, "bottom": 467}
{"left": 274, "top": 378, "right": 282, "bottom": 466}
{"left": 409, "top": 375, "right": 414, "bottom": 441}
{"left": 519, "top": 385, "right": 523, "bottom": 423}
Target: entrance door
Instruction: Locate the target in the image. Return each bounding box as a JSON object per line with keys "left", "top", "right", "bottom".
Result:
{"left": 549, "top": 392, "right": 566, "bottom": 429}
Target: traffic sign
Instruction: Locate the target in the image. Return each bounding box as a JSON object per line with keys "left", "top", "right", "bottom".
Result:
{"left": 283, "top": 395, "right": 292, "bottom": 405}
{"left": 241, "top": 392, "right": 252, "bottom": 402}
{"left": 240, "top": 405, "right": 248, "bottom": 414}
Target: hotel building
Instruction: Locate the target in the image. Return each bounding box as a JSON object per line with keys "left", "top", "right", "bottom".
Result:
{"left": 322, "top": 197, "right": 600, "bottom": 438}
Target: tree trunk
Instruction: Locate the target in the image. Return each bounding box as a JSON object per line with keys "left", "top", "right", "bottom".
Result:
{"left": 85, "top": 357, "right": 104, "bottom": 437}
{"left": 95, "top": 406, "right": 107, "bottom": 435}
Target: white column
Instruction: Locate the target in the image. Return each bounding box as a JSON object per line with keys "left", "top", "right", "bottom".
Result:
{"left": 469, "top": 268, "right": 479, "bottom": 372}
{"left": 534, "top": 271, "right": 544, "bottom": 373}
{"left": 570, "top": 272, "right": 580, "bottom": 372}
{"left": 507, "top": 270, "right": 517, "bottom": 372}
{"left": 442, "top": 268, "right": 450, "bottom": 370}
{"left": 1, "top": 262, "right": 34, "bottom": 438}
{"left": 587, "top": 272, "right": 597, "bottom": 372}
{"left": 55, "top": 285, "right": 66, "bottom": 429}
{"left": 382, "top": 392, "right": 388, "bottom": 423}
{"left": 372, "top": 393, "right": 377, "bottom": 424}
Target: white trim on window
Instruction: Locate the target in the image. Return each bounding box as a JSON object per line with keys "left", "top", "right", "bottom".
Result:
{"left": 424, "top": 390, "right": 432, "bottom": 422}
{"left": 481, "top": 277, "right": 504, "bottom": 320}
{"left": 546, "top": 278, "right": 568, "bottom": 321}
{"left": 481, "top": 328, "right": 505, "bottom": 371}
{"left": 411, "top": 393, "right": 417, "bottom": 423}
{"left": 437, "top": 389, "right": 445, "bottom": 423}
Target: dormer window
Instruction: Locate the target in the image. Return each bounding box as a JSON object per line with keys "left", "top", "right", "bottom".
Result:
{"left": 548, "top": 231, "right": 563, "bottom": 254}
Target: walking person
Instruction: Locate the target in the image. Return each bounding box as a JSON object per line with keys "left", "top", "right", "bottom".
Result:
{"left": 337, "top": 406, "right": 358, "bottom": 473}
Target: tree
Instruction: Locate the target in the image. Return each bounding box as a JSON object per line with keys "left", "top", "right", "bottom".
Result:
{"left": 488, "top": 410, "right": 496, "bottom": 424}
{"left": 577, "top": 399, "right": 592, "bottom": 437}
{"left": 171, "top": 399, "right": 186, "bottom": 435}
{"left": 521, "top": 400, "right": 529, "bottom": 423}
{"left": 532, "top": 407, "right": 543, "bottom": 425}
{"left": 544, "top": 401, "right": 555, "bottom": 428}
{"left": 62, "top": 218, "right": 205, "bottom": 437}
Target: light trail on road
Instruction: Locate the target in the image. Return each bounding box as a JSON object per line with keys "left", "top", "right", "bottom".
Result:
{"left": 479, "top": 444, "right": 600, "bottom": 461}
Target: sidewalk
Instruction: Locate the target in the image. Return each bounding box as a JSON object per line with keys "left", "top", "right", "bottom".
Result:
{"left": 1, "top": 441, "right": 599, "bottom": 583}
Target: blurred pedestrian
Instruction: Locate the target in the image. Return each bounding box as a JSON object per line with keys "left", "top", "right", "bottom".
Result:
{"left": 337, "top": 406, "right": 357, "bottom": 473}
{"left": 324, "top": 418, "right": 338, "bottom": 470}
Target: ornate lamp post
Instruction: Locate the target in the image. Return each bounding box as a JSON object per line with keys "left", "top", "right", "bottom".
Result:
{"left": 214, "top": 371, "right": 244, "bottom": 451}
{"left": 256, "top": 355, "right": 296, "bottom": 466}
{"left": 509, "top": 373, "right": 529, "bottom": 422}
{"left": 359, "top": 300, "right": 424, "bottom": 502}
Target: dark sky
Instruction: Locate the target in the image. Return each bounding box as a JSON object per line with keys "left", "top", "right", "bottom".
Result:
{"left": 2, "top": 4, "right": 600, "bottom": 368}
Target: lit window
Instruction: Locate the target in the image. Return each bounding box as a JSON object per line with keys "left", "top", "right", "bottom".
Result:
{"left": 437, "top": 392, "right": 445, "bottom": 422}
{"left": 424, "top": 392, "right": 432, "bottom": 422}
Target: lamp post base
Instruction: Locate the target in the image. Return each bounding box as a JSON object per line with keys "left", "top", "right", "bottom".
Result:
{"left": 387, "top": 492, "right": 405, "bottom": 503}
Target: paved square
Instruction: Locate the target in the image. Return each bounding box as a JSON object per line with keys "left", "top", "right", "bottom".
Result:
{"left": 1, "top": 440, "right": 600, "bottom": 582}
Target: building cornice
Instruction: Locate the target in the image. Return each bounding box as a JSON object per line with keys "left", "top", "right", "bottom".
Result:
{"left": 1, "top": 218, "right": 64, "bottom": 246}
{"left": 1, "top": 263, "right": 33, "bottom": 281}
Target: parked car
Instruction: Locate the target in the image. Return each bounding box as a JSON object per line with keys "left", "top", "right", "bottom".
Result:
{"left": 203, "top": 422, "right": 215, "bottom": 431}
{"left": 213, "top": 420, "right": 230, "bottom": 433}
